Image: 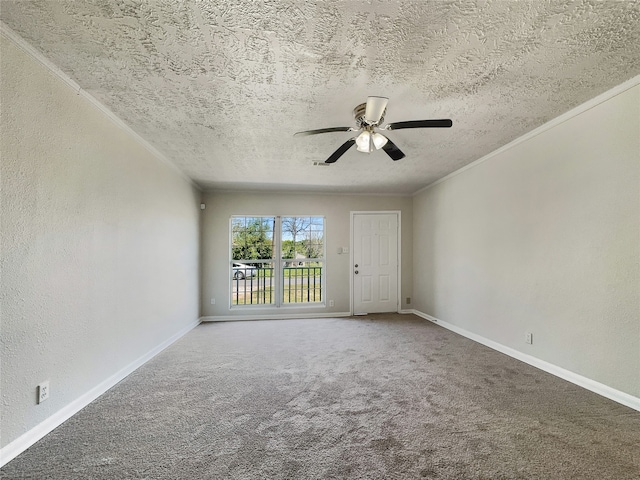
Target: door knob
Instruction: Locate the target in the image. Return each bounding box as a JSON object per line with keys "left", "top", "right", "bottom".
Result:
{"left": 354, "top": 264, "right": 358, "bottom": 267}
{"left": 355, "top": 270, "right": 359, "bottom": 274}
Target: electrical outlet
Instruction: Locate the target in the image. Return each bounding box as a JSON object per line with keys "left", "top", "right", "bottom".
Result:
{"left": 525, "top": 332, "right": 533, "bottom": 345}
{"left": 329, "top": 300, "right": 334, "bottom": 307}
{"left": 38, "top": 381, "right": 50, "bottom": 404}
{"left": 210, "top": 298, "right": 215, "bottom": 305}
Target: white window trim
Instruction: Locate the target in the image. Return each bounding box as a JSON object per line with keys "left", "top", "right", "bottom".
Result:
{"left": 229, "top": 215, "right": 326, "bottom": 309}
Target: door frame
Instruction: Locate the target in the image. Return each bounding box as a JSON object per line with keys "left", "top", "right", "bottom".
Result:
{"left": 350, "top": 211, "right": 401, "bottom": 315}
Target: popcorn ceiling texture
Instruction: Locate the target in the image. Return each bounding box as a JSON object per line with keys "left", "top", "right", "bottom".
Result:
{"left": 2, "top": 0, "right": 639, "bottom": 193}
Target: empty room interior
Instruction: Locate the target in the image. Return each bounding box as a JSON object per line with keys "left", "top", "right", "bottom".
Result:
{"left": 1, "top": 1, "right": 639, "bottom": 479}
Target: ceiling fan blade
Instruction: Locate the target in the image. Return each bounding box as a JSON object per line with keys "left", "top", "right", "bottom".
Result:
{"left": 325, "top": 138, "right": 356, "bottom": 163}
{"left": 364, "top": 96, "right": 389, "bottom": 124}
{"left": 294, "top": 127, "right": 352, "bottom": 137}
{"left": 387, "top": 119, "right": 453, "bottom": 130}
{"left": 382, "top": 138, "right": 406, "bottom": 161}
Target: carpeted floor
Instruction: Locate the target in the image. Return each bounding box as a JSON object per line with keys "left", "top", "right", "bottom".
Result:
{"left": 2, "top": 314, "right": 639, "bottom": 479}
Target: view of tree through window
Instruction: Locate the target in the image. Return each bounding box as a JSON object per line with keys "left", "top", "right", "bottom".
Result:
{"left": 231, "top": 217, "right": 274, "bottom": 261}
{"left": 230, "top": 216, "right": 324, "bottom": 306}
{"left": 281, "top": 217, "right": 324, "bottom": 261}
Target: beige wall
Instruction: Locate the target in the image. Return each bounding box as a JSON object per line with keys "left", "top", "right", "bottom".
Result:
{"left": 413, "top": 83, "right": 640, "bottom": 398}
{"left": 201, "top": 191, "right": 412, "bottom": 317}
{"left": 1, "top": 36, "right": 201, "bottom": 449}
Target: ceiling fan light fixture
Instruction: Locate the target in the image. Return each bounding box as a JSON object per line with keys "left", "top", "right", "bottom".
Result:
{"left": 355, "top": 130, "right": 372, "bottom": 153}
{"left": 294, "top": 96, "right": 452, "bottom": 163}
{"left": 372, "top": 132, "right": 388, "bottom": 150}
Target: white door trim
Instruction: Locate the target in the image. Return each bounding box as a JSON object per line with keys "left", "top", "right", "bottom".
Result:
{"left": 350, "top": 211, "right": 401, "bottom": 315}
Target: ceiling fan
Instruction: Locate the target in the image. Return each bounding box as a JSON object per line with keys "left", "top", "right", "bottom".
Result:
{"left": 294, "top": 96, "right": 452, "bottom": 163}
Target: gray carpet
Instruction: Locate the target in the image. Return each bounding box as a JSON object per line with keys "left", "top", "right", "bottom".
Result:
{"left": 2, "top": 314, "right": 639, "bottom": 479}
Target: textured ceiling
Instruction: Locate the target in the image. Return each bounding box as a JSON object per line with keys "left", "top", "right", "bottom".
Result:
{"left": 2, "top": 1, "right": 639, "bottom": 194}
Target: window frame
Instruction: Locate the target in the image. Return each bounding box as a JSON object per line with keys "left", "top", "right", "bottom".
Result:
{"left": 229, "top": 215, "right": 326, "bottom": 309}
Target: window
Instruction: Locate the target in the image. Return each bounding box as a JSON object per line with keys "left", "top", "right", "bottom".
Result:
{"left": 230, "top": 216, "right": 325, "bottom": 307}
{"left": 281, "top": 216, "right": 324, "bottom": 303}
{"left": 231, "top": 216, "right": 276, "bottom": 306}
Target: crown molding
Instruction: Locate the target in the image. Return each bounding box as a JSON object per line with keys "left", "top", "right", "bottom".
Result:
{"left": 1, "top": 22, "right": 200, "bottom": 191}
{"left": 413, "top": 74, "right": 640, "bottom": 196}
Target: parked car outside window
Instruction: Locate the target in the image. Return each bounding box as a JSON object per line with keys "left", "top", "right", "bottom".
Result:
{"left": 232, "top": 263, "right": 257, "bottom": 280}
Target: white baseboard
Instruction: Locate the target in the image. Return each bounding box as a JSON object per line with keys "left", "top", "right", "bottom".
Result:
{"left": 410, "top": 310, "right": 640, "bottom": 412}
{"left": 201, "top": 312, "right": 352, "bottom": 322}
{"left": 0, "top": 319, "right": 201, "bottom": 467}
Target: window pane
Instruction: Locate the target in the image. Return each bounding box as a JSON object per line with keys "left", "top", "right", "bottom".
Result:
{"left": 281, "top": 216, "right": 324, "bottom": 304}
{"left": 231, "top": 216, "right": 275, "bottom": 261}
{"left": 281, "top": 216, "right": 324, "bottom": 260}
{"left": 282, "top": 261, "right": 323, "bottom": 304}
{"left": 231, "top": 261, "right": 275, "bottom": 306}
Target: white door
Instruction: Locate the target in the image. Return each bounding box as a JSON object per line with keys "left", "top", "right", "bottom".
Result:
{"left": 352, "top": 213, "right": 399, "bottom": 314}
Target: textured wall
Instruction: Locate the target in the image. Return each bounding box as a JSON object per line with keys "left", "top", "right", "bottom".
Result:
{"left": 1, "top": 36, "right": 201, "bottom": 448}
{"left": 412, "top": 83, "right": 640, "bottom": 397}
{"left": 201, "top": 191, "right": 412, "bottom": 317}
